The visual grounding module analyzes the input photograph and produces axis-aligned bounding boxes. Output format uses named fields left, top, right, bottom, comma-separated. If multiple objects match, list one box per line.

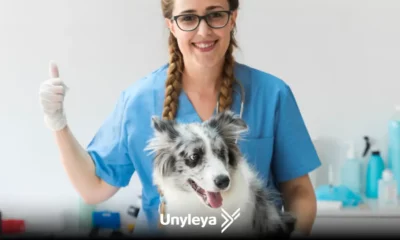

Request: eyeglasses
left=171, top=10, right=232, bottom=32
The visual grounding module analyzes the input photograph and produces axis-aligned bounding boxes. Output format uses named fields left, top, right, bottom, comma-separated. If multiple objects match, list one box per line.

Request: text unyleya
left=160, top=208, right=240, bottom=233
left=160, top=214, right=216, bottom=228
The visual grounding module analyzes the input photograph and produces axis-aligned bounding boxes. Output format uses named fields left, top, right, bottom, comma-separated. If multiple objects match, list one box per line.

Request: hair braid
left=218, top=34, right=237, bottom=113
left=162, top=33, right=184, bottom=120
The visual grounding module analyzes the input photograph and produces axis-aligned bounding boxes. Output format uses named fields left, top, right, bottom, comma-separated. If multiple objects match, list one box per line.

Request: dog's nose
left=214, top=175, right=230, bottom=190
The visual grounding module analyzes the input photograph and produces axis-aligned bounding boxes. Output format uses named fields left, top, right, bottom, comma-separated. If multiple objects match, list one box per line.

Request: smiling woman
left=160, top=0, right=240, bottom=122
left=39, top=0, right=321, bottom=237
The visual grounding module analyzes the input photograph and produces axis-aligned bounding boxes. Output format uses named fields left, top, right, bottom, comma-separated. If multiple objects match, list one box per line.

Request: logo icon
left=221, top=208, right=240, bottom=233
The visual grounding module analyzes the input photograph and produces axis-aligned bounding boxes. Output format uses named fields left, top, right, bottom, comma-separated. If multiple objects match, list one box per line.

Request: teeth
left=194, top=42, right=215, bottom=49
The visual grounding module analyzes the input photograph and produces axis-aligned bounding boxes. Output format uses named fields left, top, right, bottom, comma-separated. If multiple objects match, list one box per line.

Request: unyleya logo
left=221, top=208, right=240, bottom=233
left=160, top=208, right=241, bottom=233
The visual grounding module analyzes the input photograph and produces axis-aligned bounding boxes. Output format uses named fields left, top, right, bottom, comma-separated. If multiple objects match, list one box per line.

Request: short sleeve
left=86, top=91, right=135, bottom=187
left=271, top=85, right=321, bottom=183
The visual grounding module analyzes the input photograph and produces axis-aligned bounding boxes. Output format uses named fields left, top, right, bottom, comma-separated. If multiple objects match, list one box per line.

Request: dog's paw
left=266, top=212, right=297, bottom=238
left=280, top=212, right=297, bottom=237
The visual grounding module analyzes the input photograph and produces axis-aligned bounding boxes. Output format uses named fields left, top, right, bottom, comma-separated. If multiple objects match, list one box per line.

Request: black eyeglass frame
left=171, top=10, right=233, bottom=32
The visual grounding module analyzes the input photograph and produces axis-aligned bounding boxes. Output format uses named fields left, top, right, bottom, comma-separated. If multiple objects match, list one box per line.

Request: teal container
left=388, top=120, right=400, bottom=168
left=388, top=118, right=400, bottom=195
left=78, top=198, right=96, bottom=231
left=365, top=151, right=385, bottom=198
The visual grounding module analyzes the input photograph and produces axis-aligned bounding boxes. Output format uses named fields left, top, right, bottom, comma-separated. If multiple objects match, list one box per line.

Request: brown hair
left=161, top=0, right=240, bottom=120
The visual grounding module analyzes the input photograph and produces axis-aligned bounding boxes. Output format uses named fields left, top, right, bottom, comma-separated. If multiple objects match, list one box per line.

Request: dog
left=145, top=110, right=296, bottom=238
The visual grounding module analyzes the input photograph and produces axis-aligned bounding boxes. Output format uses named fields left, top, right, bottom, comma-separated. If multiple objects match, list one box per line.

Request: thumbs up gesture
left=39, top=61, right=69, bottom=131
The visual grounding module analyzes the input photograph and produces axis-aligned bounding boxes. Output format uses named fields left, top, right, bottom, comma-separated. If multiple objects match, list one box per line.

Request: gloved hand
left=39, top=61, right=69, bottom=131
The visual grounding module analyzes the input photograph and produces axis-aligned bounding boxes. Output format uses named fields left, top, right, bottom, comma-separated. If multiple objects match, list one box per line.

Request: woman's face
left=167, top=0, right=237, bottom=70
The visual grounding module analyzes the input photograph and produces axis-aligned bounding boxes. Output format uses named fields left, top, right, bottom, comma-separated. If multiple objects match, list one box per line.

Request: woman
left=39, top=0, right=321, bottom=236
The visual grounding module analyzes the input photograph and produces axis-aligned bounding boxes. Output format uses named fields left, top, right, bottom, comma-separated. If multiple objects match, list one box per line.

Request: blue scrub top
left=86, top=62, right=321, bottom=234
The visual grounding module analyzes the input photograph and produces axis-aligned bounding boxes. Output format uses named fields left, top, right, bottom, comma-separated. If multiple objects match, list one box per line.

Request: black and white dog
left=145, top=110, right=296, bottom=237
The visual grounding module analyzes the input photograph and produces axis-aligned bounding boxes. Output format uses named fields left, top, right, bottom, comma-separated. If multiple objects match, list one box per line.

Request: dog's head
left=145, top=110, right=248, bottom=209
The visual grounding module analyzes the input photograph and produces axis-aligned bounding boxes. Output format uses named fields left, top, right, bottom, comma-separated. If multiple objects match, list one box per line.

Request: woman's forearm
left=280, top=175, right=317, bottom=235
left=284, top=185, right=317, bottom=235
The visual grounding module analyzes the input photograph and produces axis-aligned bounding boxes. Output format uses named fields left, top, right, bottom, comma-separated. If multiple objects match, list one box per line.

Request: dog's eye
left=190, top=154, right=199, bottom=161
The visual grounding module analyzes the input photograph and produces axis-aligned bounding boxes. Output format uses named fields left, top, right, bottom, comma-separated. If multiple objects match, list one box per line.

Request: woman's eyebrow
left=179, top=5, right=224, bottom=15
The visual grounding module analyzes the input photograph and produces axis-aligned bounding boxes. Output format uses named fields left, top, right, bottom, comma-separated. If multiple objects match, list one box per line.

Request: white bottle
left=340, top=141, right=362, bottom=194
left=378, top=169, right=398, bottom=208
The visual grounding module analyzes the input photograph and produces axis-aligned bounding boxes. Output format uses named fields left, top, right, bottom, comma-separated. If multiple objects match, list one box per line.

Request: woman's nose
left=196, top=18, right=212, bottom=36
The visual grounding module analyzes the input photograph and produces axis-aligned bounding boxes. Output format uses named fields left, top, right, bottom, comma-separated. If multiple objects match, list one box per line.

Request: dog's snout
left=214, top=175, right=230, bottom=190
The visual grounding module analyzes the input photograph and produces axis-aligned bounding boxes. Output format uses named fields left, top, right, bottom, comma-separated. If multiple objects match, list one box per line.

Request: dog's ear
left=145, top=116, right=180, bottom=155
left=150, top=116, right=179, bottom=141
left=151, top=116, right=179, bottom=140
left=205, top=110, right=248, bottom=143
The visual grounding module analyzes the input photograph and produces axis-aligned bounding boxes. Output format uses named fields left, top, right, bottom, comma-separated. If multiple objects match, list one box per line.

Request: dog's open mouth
left=188, top=179, right=223, bottom=208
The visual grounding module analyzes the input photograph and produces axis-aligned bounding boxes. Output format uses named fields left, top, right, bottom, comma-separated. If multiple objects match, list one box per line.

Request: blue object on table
left=315, top=184, right=364, bottom=207
left=366, top=150, right=385, bottom=198
left=92, top=211, right=121, bottom=230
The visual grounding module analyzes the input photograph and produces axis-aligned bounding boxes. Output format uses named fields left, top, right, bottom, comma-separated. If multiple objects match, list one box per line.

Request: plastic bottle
left=328, top=163, right=334, bottom=189
left=387, top=105, right=400, bottom=194
left=378, top=169, right=398, bottom=208
left=365, top=150, right=385, bottom=198
left=360, top=136, right=371, bottom=194
left=78, top=197, right=96, bottom=232
left=340, top=141, right=362, bottom=194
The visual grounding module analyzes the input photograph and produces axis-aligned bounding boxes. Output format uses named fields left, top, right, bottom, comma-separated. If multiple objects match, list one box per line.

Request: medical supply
left=365, top=150, right=385, bottom=198
left=1, top=219, right=25, bottom=234
left=362, top=136, right=371, bottom=158
left=78, top=197, right=96, bottom=231
left=328, top=163, right=334, bottom=189
left=315, top=185, right=363, bottom=208
left=340, top=140, right=362, bottom=194
left=216, top=77, right=245, bottom=144
left=216, top=78, right=245, bottom=119
left=39, top=61, right=69, bottom=131
left=315, top=162, right=363, bottom=208
left=388, top=105, right=400, bottom=194
left=360, top=136, right=372, bottom=194
left=127, top=205, right=140, bottom=218
left=127, top=223, right=135, bottom=233
left=378, top=169, right=398, bottom=208
left=92, top=211, right=121, bottom=230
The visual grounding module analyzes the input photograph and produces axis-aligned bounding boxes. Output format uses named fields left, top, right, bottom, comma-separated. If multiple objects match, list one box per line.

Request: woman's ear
left=230, top=10, right=238, bottom=30
left=165, top=18, right=176, bottom=37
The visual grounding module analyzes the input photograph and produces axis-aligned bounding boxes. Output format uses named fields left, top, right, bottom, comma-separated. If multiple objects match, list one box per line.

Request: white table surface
left=316, top=196, right=400, bottom=217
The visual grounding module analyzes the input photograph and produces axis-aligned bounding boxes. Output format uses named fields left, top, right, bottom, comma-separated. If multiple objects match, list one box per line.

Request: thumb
left=49, top=60, right=59, bottom=78
left=48, top=60, right=69, bottom=91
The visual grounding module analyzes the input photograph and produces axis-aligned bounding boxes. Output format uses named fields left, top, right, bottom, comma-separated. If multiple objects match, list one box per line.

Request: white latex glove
left=39, top=61, right=69, bottom=131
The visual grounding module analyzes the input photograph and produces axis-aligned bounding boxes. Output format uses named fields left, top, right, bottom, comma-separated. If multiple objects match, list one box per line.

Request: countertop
left=316, top=196, right=400, bottom=217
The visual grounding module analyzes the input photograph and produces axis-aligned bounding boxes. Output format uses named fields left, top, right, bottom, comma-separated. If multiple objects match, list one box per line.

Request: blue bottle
left=388, top=105, right=400, bottom=194
left=365, top=150, right=385, bottom=198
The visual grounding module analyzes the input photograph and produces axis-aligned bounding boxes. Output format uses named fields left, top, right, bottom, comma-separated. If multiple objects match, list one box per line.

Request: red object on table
left=1, top=219, right=25, bottom=234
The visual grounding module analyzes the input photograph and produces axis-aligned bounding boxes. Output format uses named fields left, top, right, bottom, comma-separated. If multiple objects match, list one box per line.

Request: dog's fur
left=145, top=111, right=296, bottom=238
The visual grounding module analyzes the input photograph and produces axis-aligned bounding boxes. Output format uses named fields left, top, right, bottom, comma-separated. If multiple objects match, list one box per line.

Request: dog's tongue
left=206, top=191, right=223, bottom=208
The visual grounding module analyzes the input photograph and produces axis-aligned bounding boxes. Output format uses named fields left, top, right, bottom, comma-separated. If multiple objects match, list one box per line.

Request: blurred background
left=1, top=0, right=400, bottom=236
